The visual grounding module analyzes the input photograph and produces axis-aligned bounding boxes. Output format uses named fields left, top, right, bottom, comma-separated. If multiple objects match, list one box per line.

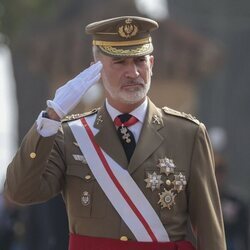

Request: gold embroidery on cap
left=93, top=37, right=151, bottom=47
left=118, top=18, right=138, bottom=39
left=99, top=43, right=152, bottom=57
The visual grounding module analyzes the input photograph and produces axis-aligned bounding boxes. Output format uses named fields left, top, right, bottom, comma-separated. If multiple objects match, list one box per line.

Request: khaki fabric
left=85, top=16, right=158, bottom=57
left=4, top=100, right=226, bottom=250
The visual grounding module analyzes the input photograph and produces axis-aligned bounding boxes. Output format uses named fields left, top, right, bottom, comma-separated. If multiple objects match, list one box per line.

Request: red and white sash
left=68, top=115, right=169, bottom=242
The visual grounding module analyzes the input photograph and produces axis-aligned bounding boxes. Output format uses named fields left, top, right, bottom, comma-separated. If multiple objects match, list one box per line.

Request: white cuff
left=46, top=100, right=66, bottom=118
left=36, top=111, right=61, bottom=137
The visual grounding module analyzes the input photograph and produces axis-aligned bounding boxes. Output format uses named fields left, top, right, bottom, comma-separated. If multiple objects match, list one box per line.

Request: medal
left=120, top=126, right=131, bottom=143
left=158, top=189, right=176, bottom=210
left=157, top=157, right=176, bottom=176
left=173, top=173, right=187, bottom=193
left=144, top=172, right=163, bottom=191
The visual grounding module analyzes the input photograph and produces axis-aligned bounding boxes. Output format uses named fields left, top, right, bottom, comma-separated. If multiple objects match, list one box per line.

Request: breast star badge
left=157, top=157, right=176, bottom=176
left=173, top=173, right=187, bottom=193
left=144, top=172, right=163, bottom=191
left=158, top=189, right=176, bottom=210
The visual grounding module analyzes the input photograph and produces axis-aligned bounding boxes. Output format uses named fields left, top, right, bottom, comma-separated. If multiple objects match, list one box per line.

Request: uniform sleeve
left=188, top=123, right=227, bottom=250
left=4, top=123, right=66, bottom=205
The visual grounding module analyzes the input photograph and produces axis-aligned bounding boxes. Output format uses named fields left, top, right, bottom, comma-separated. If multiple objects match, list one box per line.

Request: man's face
left=99, top=53, right=154, bottom=107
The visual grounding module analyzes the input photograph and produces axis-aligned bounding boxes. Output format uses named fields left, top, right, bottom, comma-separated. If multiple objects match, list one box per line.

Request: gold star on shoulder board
left=173, top=172, right=187, bottom=193
left=144, top=172, right=163, bottom=191
left=158, top=189, right=176, bottom=210
left=157, top=157, right=176, bottom=176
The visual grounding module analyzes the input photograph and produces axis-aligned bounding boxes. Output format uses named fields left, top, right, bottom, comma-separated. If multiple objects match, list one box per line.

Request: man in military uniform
left=4, top=16, right=226, bottom=250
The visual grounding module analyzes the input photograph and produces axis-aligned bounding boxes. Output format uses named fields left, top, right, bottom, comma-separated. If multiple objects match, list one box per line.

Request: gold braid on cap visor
left=92, top=37, right=152, bottom=47
left=98, top=43, right=153, bottom=57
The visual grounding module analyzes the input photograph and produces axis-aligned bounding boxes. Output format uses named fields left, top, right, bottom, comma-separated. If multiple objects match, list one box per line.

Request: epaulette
left=61, top=108, right=99, bottom=123
left=162, top=107, right=200, bottom=125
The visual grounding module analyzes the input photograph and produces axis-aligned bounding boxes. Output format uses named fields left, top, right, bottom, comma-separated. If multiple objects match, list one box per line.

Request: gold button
left=166, top=180, right=171, bottom=186
left=30, top=152, right=36, bottom=159
left=120, top=236, right=128, bottom=241
left=85, top=175, right=91, bottom=180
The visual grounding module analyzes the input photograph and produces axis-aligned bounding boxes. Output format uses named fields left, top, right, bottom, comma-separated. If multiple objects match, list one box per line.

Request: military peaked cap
left=85, top=16, right=159, bottom=57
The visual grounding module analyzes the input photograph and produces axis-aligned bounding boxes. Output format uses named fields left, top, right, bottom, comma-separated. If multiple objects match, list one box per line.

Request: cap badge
left=158, top=189, right=176, bottom=210
left=144, top=172, right=163, bottom=191
left=118, top=18, right=138, bottom=39
left=157, top=157, right=176, bottom=176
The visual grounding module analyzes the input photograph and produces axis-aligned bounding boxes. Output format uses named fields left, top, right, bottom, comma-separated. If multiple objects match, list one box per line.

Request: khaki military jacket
left=4, top=100, right=226, bottom=250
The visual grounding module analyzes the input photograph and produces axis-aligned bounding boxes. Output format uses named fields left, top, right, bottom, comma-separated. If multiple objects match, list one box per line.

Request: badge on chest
left=144, top=157, right=187, bottom=210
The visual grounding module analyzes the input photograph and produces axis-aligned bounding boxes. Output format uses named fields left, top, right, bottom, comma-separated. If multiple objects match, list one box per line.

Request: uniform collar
left=105, top=98, right=148, bottom=124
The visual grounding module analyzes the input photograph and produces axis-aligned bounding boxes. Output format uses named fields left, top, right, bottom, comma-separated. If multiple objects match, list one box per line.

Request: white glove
left=47, top=61, right=102, bottom=118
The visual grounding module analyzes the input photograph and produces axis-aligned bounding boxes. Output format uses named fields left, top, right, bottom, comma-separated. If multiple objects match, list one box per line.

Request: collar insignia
left=96, top=115, right=103, bottom=125
left=152, top=114, right=161, bottom=125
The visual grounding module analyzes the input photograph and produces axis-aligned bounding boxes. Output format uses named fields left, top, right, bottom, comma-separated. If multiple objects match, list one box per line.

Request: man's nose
left=125, top=63, right=140, bottom=78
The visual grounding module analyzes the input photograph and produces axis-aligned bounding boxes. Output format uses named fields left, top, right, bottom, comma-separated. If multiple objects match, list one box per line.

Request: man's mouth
left=122, top=81, right=144, bottom=88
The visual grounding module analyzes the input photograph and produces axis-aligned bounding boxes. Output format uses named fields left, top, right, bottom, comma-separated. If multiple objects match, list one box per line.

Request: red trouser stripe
left=80, top=117, right=157, bottom=241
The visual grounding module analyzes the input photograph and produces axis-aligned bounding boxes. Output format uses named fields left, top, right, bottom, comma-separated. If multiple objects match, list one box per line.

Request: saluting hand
left=46, top=61, right=103, bottom=118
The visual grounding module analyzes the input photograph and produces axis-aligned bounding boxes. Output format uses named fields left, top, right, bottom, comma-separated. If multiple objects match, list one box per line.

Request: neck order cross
left=114, top=113, right=138, bottom=162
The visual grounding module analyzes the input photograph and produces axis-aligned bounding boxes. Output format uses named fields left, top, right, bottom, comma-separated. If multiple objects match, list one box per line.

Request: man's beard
left=104, top=78, right=151, bottom=104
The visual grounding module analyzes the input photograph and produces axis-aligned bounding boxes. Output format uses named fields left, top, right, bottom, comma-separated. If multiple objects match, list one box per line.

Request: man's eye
left=114, top=60, right=124, bottom=64
left=137, top=57, right=146, bottom=62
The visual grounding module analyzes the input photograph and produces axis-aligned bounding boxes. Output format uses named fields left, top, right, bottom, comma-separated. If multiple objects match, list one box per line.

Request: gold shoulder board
left=61, top=108, right=99, bottom=123
left=162, top=107, right=200, bottom=125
